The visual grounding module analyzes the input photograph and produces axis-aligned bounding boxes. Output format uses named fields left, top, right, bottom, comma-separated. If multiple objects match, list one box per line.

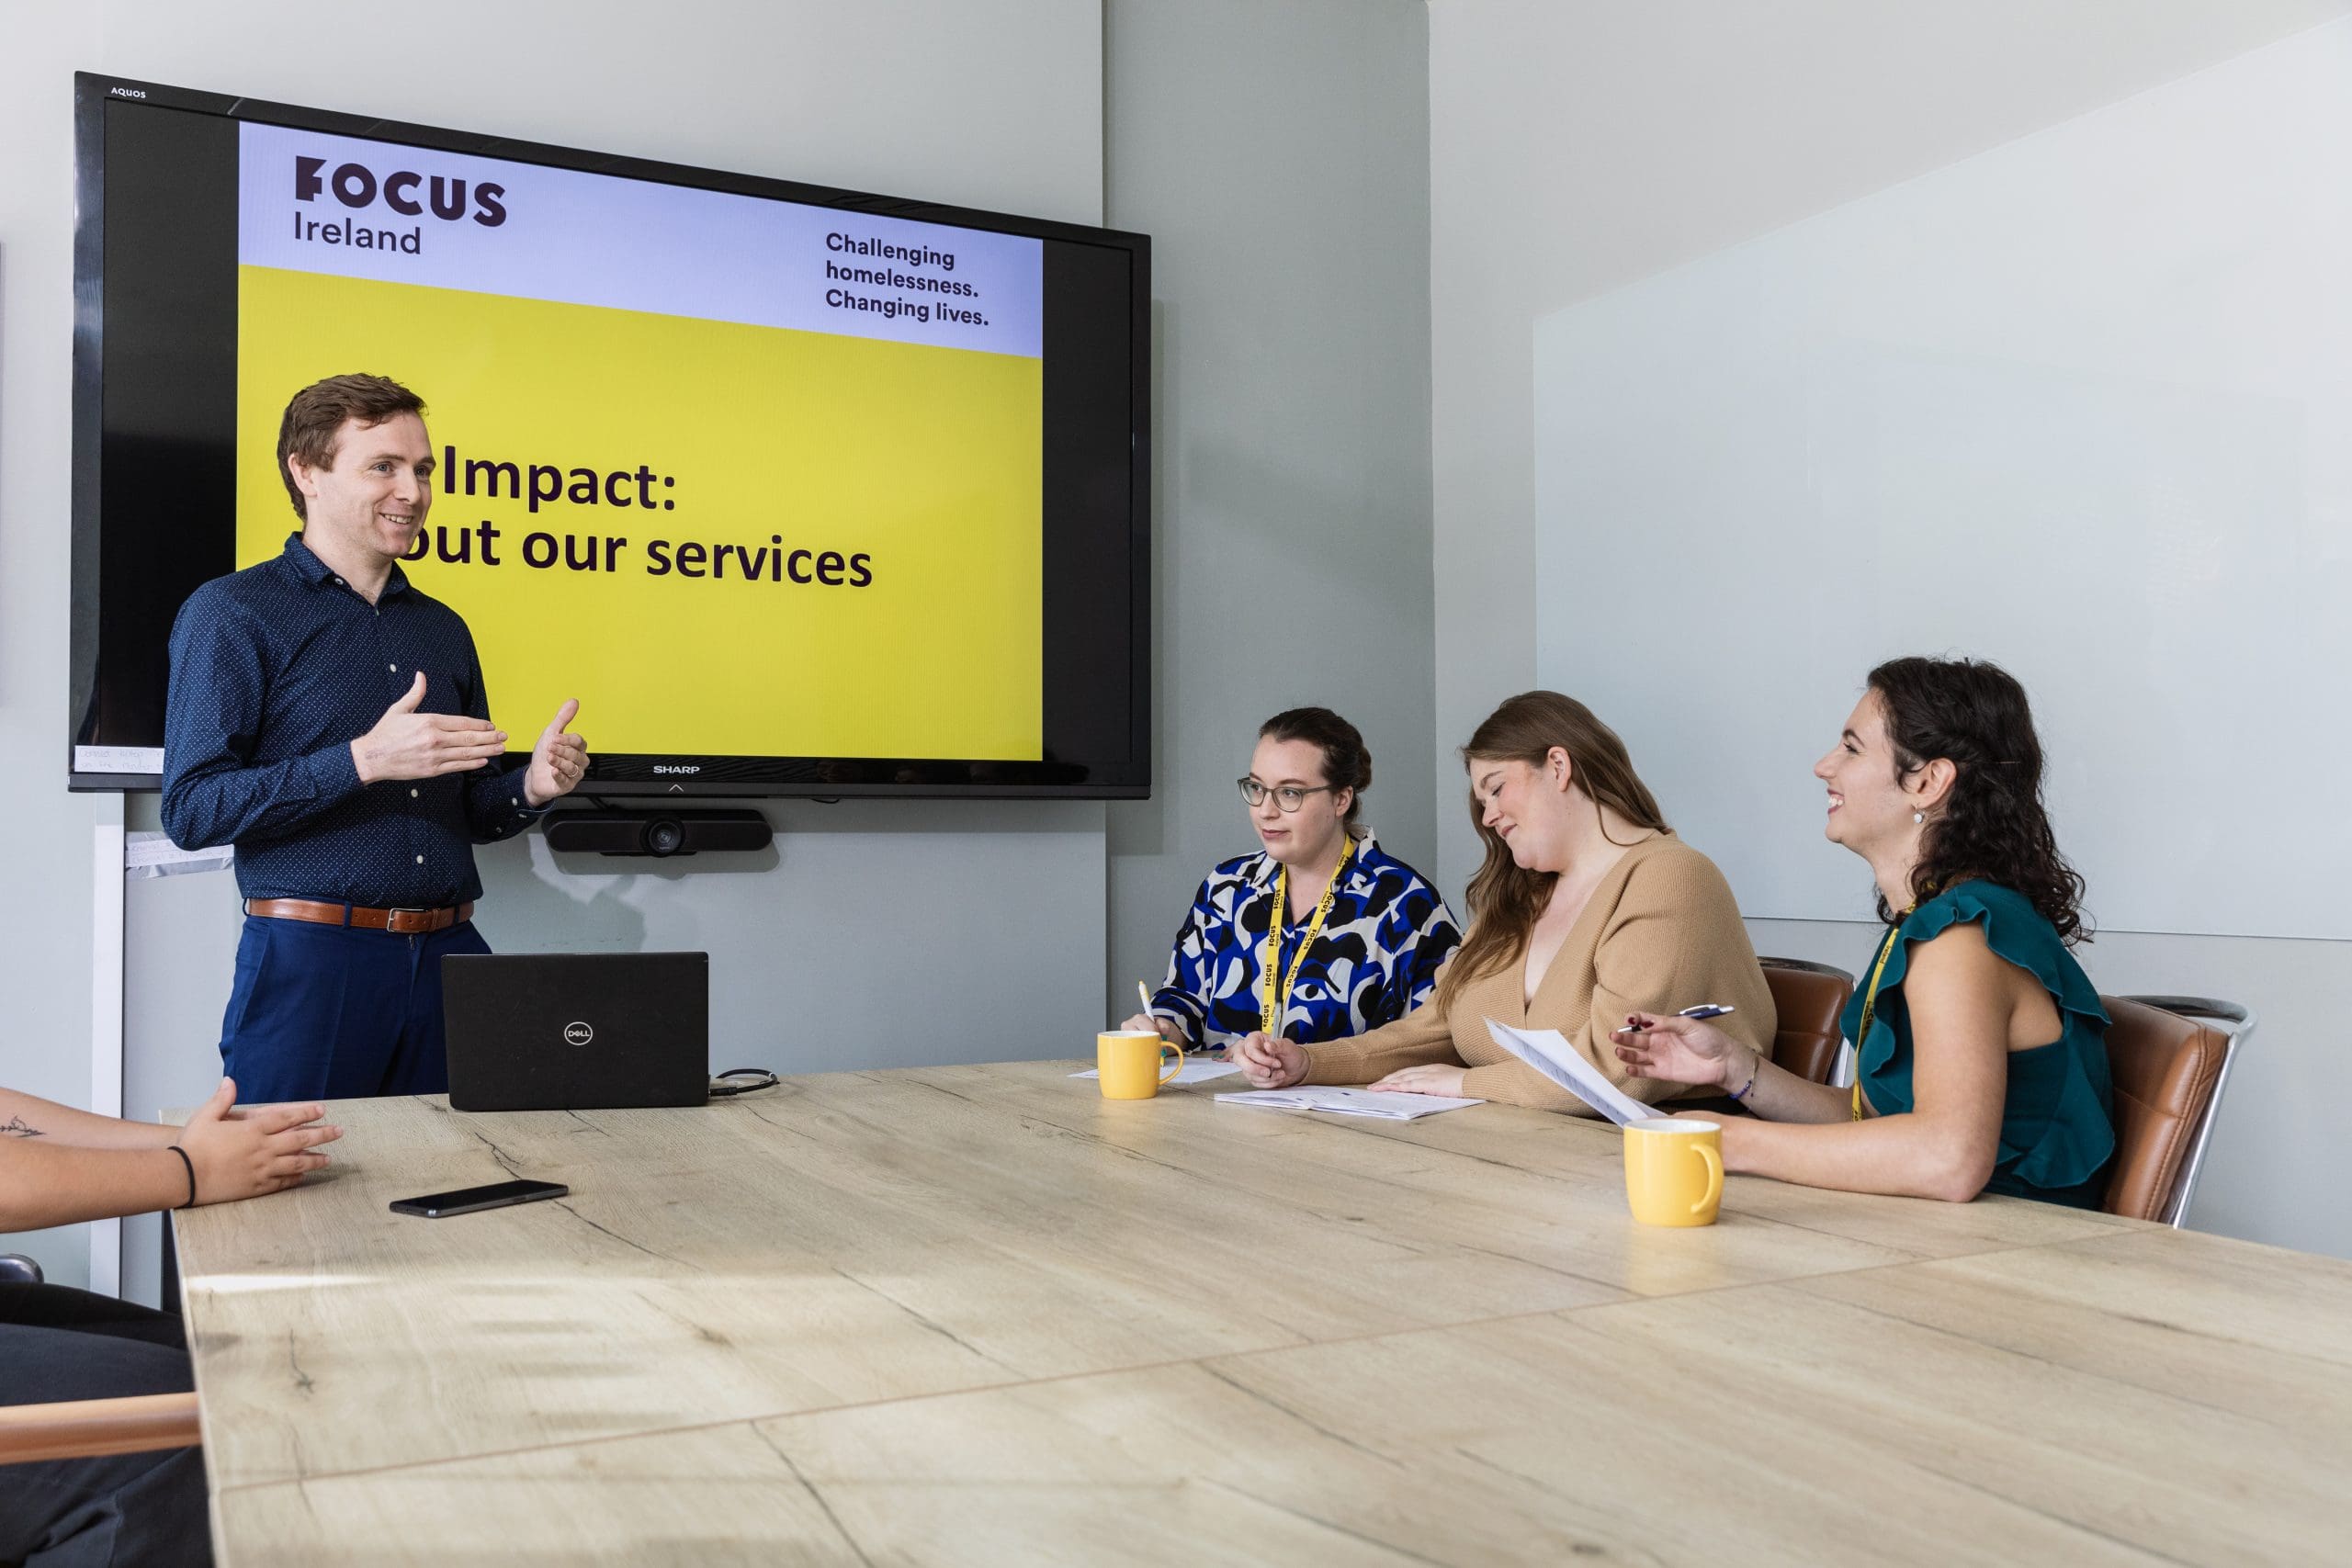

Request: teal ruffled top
left=1841, top=881, right=2115, bottom=1208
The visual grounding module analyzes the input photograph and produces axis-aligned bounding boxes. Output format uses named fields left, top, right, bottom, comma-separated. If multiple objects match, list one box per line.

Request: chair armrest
left=0, top=1392, right=201, bottom=1465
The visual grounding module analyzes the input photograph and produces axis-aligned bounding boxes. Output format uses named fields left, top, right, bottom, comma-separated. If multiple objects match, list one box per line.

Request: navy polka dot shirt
left=162, top=534, right=541, bottom=907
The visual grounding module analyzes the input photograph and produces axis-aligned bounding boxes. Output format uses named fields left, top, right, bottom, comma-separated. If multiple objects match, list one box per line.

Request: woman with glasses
left=1231, top=691, right=1774, bottom=1111
left=1120, top=707, right=1461, bottom=1055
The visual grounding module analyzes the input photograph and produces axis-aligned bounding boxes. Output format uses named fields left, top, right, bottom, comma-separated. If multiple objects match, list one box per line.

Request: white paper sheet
left=1484, top=1020, right=1659, bottom=1127
left=123, top=831, right=234, bottom=880
left=1214, top=1087, right=1484, bottom=1121
left=1071, top=1060, right=1242, bottom=1086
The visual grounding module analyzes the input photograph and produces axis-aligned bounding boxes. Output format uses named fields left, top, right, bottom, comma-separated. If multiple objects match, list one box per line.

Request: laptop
left=442, top=953, right=710, bottom=1112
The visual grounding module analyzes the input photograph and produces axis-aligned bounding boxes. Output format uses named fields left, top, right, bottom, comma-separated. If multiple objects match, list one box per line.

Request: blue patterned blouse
left=1149, top=834, right=1462, bottom=1054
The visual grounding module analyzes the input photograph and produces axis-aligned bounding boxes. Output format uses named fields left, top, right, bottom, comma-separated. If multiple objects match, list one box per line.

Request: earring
left=1912, top=811, right=1925, bottom=824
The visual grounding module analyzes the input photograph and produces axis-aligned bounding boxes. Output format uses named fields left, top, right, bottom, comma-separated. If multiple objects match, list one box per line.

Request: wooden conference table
left=172, top=1059, right=2352, bottom=1564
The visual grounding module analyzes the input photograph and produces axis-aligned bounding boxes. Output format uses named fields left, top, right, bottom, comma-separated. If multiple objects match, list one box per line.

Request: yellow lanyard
left=1261, top=837, right=1355, bottom=1038
left=1849, top=908, right=1914, bottom=1121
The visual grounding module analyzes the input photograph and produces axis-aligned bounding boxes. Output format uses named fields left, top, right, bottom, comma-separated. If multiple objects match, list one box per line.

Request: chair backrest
left=1758, top=957, right=1857, bottom=1086
left=2099, top=995, right=2252, bottom=1225
left=0, top=1254, right=44, bottom=1287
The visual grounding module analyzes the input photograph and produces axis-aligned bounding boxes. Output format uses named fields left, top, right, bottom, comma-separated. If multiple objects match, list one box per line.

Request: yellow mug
left=1097, top=1030, right=1184, bottom=1100
left=1623, top=1117, right=1724, bottom=1226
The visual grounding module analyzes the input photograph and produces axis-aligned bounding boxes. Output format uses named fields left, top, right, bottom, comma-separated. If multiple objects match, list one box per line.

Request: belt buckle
left=385, top=906, right=432, bottom=934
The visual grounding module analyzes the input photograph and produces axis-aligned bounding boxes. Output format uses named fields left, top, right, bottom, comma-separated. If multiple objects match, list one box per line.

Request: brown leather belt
left=244, top=897, right=474, bottom=935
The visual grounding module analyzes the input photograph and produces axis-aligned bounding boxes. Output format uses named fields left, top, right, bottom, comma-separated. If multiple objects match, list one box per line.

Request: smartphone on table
left=390, top=1179, right=569, bottom=1218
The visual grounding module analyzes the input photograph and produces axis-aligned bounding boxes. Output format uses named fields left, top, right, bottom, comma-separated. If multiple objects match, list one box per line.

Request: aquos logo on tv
left=289, top=152, right=507, bottom=255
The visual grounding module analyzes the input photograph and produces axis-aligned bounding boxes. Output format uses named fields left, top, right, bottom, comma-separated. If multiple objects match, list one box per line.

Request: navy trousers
left=218, top=913, right=492, bottom=1102
left=0, top=1284, right=210, bottom=1568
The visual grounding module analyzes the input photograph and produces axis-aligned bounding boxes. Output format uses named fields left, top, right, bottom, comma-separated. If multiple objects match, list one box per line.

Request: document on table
left=1215, top=1087, right=1483, bottom=1121
left=1072, top=1060, right=1243, bottom=1086
left=1484, top=1020, right=1659, bottom=1127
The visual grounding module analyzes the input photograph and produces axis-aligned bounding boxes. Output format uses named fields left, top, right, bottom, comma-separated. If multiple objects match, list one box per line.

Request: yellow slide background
left=235, top=265, right=1043, bottom=760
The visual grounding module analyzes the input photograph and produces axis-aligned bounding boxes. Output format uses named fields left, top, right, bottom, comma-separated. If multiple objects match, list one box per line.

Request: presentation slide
left=232, top=124, right=1046, bottom=761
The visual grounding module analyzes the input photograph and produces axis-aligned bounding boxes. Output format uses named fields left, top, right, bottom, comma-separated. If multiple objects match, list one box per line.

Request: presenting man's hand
left=524, top=699, right=588, bottom=807
left=352, top=672, right=507, bottom=784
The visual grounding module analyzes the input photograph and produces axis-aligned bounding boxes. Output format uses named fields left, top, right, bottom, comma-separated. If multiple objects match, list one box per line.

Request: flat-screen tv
left=69, top=73, right=1149, bottom=798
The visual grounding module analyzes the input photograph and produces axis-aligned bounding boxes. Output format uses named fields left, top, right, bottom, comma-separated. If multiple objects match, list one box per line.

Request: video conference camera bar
left=541, top=807, right=774, bottom=859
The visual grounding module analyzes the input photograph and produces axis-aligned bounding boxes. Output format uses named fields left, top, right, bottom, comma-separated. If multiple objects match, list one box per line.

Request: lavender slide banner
left=236, top=123, right=1043, bottom=358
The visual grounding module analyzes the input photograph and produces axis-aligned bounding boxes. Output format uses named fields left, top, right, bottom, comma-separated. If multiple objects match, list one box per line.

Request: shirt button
left=388, top=663, right=398, bottom=671
left=410, top=788, right=419, bottom=798
left=415, top=855, right=424, bottom=864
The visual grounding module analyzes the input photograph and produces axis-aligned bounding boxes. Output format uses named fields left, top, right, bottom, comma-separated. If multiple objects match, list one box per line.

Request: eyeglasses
left=1238, top=778, right=1336, bottom=813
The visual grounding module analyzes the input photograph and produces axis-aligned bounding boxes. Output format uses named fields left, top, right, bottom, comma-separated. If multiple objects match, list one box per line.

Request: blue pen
left=1677, top=1004, right=1736, bottom=1021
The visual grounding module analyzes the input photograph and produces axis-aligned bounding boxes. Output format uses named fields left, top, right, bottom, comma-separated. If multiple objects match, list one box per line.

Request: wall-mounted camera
left=541, top=807, right=773, bottom=859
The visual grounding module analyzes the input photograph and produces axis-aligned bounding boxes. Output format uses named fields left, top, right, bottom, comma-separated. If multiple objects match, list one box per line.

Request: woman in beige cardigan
left=1231, top=691, right=1774, bottom=1111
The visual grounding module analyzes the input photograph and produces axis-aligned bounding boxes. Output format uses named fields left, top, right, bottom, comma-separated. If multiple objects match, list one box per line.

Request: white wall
left=1430, top=0, right=2352, bottom=1258
left=1, top=0, right=1107, bottom=1290
left=1533, top=17, right=2352, bottom=941
left=1102, top=1, right=1440, bottom=1012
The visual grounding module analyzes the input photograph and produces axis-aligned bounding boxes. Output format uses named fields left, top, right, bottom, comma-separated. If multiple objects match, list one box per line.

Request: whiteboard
left=1533, top=19, right=2352, bottom=939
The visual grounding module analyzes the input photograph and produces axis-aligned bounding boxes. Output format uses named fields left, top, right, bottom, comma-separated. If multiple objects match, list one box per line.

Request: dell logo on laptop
left=562, top=1021, right=594, bottom=1046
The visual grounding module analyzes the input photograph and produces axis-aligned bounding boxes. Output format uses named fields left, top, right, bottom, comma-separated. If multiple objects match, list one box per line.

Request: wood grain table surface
left=172, top=1058, right=2352, bottom=1564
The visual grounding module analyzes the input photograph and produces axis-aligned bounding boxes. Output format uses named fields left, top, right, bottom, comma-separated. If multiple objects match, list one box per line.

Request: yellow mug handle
left=1691, top=1142, right=1724, bottom=1217
left=1158, top=1043, right=1185, bottom=1087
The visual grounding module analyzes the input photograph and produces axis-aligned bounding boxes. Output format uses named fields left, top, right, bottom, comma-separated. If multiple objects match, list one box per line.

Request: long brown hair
left=1434, top=691, right=1671, bottom=1012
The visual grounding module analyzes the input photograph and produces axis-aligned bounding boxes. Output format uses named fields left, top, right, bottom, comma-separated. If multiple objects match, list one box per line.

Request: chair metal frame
left=2117, top=994, right=2256, bottom=1228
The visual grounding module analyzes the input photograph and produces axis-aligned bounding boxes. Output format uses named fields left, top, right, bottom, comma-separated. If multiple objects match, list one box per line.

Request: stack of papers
left=1484, top=1020, right=1660, bottom=1126
left=1215, top=1087, right=1484, bottom=1121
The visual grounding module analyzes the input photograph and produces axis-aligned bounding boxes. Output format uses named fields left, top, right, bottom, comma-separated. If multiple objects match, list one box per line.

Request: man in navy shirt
left=163, top=373, right=588, bottom=1101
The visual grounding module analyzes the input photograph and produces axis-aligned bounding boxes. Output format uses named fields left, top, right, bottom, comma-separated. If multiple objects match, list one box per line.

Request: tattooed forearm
left=1, top=1115, right=42, bottom=1138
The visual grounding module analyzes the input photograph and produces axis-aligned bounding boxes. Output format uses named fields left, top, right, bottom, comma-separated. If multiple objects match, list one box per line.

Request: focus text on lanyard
left=1261, top=837, right=1356, bottom=1039
left=1849, top=905, right=1916, bottom=1122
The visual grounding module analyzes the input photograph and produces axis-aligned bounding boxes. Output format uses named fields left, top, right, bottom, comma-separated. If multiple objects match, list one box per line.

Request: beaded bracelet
left=1727, top=1051, right=1760, bottom=1104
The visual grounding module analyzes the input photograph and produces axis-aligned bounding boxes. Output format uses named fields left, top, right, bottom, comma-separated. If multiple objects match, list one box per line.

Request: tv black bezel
left=68, top=73, right=1151, bottom=801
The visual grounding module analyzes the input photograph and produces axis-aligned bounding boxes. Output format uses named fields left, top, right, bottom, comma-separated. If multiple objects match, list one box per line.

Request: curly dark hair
left=1868, top=656, right=2090, bottom=945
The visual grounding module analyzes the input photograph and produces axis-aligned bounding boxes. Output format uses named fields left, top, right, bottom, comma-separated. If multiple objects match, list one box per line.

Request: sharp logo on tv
left=651, top=764, right=701, bottom=774
left=289, top=154, right=506, bottom=254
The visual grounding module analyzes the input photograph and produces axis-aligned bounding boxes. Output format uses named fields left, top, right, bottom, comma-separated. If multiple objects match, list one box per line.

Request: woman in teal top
left=1843, top=881, right=2114, bottom=1204
left=1611, top=657, right=2117, bottom=1207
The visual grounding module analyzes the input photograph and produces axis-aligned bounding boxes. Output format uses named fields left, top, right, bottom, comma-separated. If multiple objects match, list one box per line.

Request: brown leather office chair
left=2100, top=995, right=2253, bottom=1226
left=0, top=1254, right=203, bottom=1467
left=1758, top=957, right=1857, bottom=1086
